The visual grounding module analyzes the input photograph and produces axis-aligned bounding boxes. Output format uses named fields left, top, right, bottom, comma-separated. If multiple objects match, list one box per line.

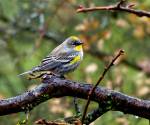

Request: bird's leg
left=44, top=72, right=65, bottom=79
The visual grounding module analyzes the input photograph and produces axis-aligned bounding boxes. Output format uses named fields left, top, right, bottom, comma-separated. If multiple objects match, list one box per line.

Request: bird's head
left=64, top=36, right=83, bottom=52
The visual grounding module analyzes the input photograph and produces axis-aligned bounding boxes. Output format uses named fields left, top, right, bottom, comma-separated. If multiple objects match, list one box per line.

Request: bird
left=19, top=36, right=84, bottom=79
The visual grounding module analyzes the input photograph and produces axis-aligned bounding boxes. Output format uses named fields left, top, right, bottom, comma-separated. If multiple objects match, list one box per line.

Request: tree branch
left=82, top=49, right=124, bottom=123
left=77, top=0, right=150, bottom=18
left=0, top=76, right=149, bottom=122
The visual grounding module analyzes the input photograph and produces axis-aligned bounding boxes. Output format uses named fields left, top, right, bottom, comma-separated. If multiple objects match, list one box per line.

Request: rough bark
left=0, top=76, right=149, bottom=120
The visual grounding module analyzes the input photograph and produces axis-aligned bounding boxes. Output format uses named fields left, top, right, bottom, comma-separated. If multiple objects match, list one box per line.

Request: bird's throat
left=75, top=45, right=83, bottom=51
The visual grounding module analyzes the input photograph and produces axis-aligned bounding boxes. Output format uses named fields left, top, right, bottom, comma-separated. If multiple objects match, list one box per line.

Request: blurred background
left=0, top=0, right=149, bottom=124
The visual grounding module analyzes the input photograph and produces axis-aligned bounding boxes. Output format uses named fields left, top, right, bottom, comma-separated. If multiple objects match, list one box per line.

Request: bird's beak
left=79, top=41, right=84, bottom=45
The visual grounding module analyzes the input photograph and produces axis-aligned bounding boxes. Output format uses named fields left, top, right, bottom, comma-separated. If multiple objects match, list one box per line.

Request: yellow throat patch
left=75, top=45, right=82, bottom=51
left=70, top=55, right=81, bottom=65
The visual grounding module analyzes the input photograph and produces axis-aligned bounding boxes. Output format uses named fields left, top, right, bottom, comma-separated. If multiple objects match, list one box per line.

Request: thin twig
left=74, top=97, right=81, bottom=117
left=81, top=49, right=124, bottom=124
left=77, top=0, right=150, bottom=17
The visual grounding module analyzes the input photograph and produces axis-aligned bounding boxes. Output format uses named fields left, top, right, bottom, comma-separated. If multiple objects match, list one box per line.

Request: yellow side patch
left=75, top=45, right=83, bottom=51
left=70, top=55, right=81, bottom=64
left=70, top=36, right=79, bottom=41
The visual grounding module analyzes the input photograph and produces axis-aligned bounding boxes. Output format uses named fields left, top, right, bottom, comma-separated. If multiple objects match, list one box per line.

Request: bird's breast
left=70, top=55, right=81, bottom=65
left=70, top=51, right=83, bottom=65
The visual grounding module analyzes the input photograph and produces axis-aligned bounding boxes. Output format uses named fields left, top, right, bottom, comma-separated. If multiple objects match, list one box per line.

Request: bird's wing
left=37, top=51, right=76, bottom=71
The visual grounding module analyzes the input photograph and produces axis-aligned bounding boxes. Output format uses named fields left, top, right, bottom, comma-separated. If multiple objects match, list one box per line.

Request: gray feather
left=38, top=51, right=76, bottom=71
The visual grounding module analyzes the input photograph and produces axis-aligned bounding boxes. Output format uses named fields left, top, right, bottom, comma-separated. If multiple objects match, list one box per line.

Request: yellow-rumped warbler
left=19, top=36, right=83, bottom=78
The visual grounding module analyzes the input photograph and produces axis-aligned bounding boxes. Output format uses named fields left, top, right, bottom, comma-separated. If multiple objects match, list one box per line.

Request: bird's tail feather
left=18, top=70, right=33, bottom=76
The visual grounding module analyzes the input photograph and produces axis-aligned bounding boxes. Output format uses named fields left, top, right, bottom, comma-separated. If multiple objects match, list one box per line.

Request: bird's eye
left=72, top=40, right=80, bottom=46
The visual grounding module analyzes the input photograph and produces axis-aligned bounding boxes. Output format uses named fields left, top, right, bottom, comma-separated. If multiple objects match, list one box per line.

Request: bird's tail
left=18, top=70, right=33, bottom=77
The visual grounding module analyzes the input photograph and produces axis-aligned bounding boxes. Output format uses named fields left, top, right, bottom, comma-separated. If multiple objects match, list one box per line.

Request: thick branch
left=77, top=0, right=150, bottom=17
left=0, top=76, right=149, bottom=121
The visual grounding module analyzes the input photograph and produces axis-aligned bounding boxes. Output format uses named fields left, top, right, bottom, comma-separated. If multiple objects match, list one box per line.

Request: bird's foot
left=42, top=72, right=65, bottom=79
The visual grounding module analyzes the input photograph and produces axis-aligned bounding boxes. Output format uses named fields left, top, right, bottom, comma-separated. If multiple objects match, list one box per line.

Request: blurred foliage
left=0, top=0, right=149, bottom=125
